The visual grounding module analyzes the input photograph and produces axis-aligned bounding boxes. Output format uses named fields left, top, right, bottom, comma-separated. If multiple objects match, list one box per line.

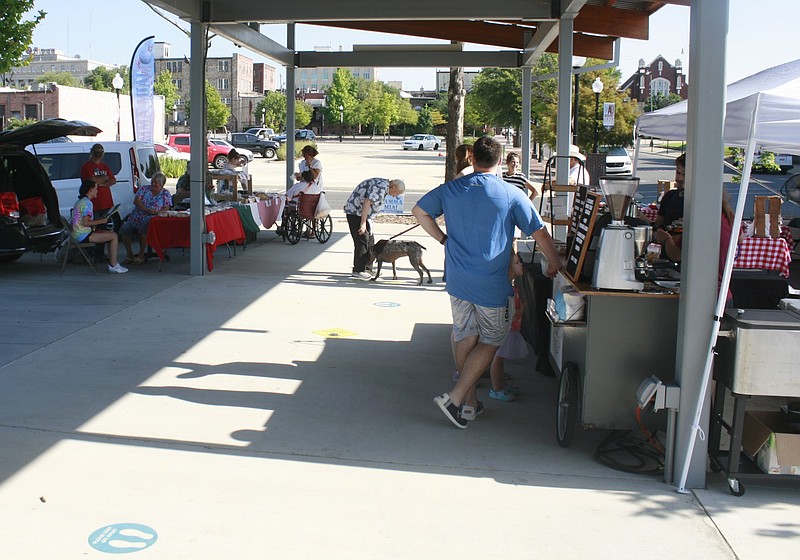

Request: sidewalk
left=0, top=221, right=798, bottom=558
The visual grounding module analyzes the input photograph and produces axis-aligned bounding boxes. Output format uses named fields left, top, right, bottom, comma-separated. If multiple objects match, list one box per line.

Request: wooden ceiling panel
left=311, top=20, right=615, bottom=59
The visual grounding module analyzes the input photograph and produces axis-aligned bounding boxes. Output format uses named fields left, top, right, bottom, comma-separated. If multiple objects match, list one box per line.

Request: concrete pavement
left=1, top=216, right=799, bottom=558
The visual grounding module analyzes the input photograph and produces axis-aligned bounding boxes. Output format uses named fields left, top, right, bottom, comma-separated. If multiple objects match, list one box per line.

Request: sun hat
left=568, top=145, right=585, bottom=161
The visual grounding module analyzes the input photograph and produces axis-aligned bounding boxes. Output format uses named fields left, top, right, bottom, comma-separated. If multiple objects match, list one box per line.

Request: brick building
left=154, top=42, right=277, bottom=132
left=620, top=55, right=688, bottom=110
left=0, top=83, right=165, bottom=142
left=4, top=47, right=117, bottom=90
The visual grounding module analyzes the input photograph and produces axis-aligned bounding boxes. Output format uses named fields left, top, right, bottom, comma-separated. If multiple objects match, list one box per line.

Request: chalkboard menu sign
left=565, top=187, right=602, bottom=282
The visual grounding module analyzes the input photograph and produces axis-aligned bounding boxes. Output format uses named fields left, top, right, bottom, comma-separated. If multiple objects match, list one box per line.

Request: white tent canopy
left=636, top=58, right=800, bottom=155
left=634, top=58, right=800, bottom=493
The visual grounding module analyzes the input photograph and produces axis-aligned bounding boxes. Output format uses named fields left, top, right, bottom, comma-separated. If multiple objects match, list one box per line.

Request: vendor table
left=146, top=208, right=245, bottom=271
left=733, top=236, right=791, bottom=277
left=549, top=274, right=680, bottom=447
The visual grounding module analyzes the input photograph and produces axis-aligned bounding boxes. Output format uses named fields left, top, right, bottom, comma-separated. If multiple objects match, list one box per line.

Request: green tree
left=255, top=91, right=286, bottom=130
left=537, top=60, right=639, bottom=152
left=6, top=117, right=37, bottom=130
left=325, top=69, right=358, bottom=133
left=254, top=91, right=312, bottom=132
left=185, top=80, right=230, bottom=131
left=645, top=92, right=682, bottom=112
left=294, top=100, right=313, bottom=129
left=84, top=66, right=130, bottom=93
left=154, top=70, right=179, bottom=118
left=416, top=106, right=434, bottom=134
left=0, top=1, right=45, bottom=85
left=467, top=54, right=558, bottom=144
left=37, top=71, right=81, bottom=87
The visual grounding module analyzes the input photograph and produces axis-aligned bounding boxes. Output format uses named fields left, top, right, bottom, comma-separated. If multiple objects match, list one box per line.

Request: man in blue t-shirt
left=413, top=135, right=563, bottom=429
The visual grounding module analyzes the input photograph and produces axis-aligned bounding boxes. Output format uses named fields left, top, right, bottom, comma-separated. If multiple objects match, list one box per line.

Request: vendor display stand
left=544, top=179, right=680, bottom=448
left=548, top=275, right=679, bottom=447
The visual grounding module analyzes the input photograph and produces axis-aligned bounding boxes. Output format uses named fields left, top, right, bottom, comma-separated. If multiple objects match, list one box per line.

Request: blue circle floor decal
left=88, top=523, right=158, bottom=554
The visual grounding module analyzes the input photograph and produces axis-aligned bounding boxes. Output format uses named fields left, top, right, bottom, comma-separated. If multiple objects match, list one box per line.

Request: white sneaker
left=351, top=271, right=371, bottom=280
left=108, top=263, right=129, bottom=274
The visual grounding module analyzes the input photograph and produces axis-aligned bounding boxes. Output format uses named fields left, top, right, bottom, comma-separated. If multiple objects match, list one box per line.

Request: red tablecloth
left=146, top=208, right=245, bottom=271
left=733, top=237, right=791, bottom=277
left=740, top=222, right=793, bottom=245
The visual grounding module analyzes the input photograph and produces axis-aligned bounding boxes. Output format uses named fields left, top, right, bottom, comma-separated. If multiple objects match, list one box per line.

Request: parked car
left=30, top=140, right=160, bottom=223
left=245, top=127, right=276, bottom=140
left=209, top=138, right=254, bottom=162
left=230, top=132, right=279, bottom=158
left=403, top=134, right=440, bottom=151
left=167, top=134, right=232, bottom=169
left=0, top=119, right=100, bottom=263
left=598, top=146, right=633, bottom=176
left=274, top=129, right=316, bottom=143
left=154, top=142, right=190, bottom=161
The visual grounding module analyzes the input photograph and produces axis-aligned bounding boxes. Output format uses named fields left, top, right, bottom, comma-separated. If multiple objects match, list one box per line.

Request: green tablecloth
left=234, top=204, right=261, bottom=234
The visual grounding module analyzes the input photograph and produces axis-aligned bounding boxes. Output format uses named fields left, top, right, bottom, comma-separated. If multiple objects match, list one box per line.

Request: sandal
left=132, top=256, right=145, bottom=265
left=121, top=257, right=134, bottom=265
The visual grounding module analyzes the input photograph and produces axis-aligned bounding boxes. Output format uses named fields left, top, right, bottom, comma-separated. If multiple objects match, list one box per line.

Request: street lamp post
left=261, top=108, right=266, bottom=127
left=112, top=72, right=124, bottom=141
left=339, top=104, right=344, bottom=143
left=172, top=102, right=178, bottom=135
left=592, top=77, right=604, bottom=154
left=571, top=57, right=585, bottom=148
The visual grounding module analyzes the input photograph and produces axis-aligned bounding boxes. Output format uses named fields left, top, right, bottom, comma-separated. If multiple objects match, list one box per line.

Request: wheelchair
left=281, top=192, right=333, bottom=245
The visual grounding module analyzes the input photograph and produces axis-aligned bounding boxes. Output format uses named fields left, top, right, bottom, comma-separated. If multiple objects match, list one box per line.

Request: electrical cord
left=594, top=399, right=666, bottom=475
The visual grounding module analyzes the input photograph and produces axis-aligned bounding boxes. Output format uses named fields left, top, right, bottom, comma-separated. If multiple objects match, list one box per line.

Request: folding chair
left=59, top=216, right=98, bottom=275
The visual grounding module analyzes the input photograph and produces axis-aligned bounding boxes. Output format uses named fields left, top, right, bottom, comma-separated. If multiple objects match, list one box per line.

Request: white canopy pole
left=675, top=98, right=760, bottom=493
left=632, top=126, right=641, bottom=175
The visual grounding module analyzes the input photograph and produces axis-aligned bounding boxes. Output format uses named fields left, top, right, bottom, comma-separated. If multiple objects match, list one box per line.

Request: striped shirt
left=503, top=171, right=529, bottom=191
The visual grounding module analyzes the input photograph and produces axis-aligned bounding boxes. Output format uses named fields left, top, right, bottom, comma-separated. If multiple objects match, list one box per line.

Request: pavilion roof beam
left=210, top=23, right=294, bottom=65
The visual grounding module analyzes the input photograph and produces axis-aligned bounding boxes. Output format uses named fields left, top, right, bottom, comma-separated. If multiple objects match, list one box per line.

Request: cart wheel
left=556, top=362, right=580, bottom=448
left=314, top=215, right=333, bottom=244
left=286, top=214, right=302, bottom=245
left=727, top=477, right=745, bottom=497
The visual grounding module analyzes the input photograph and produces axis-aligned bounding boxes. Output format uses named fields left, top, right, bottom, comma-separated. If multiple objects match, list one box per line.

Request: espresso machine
left=592, top=177, right=644, bottom=291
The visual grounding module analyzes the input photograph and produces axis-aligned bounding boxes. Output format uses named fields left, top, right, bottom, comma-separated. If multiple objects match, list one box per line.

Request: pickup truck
left=167, top=134, right=231, bottom=168
left=230, top=132, right=279, bottom=159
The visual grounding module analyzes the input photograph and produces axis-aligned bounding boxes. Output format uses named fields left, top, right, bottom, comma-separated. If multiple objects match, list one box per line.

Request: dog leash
left=388, top=223, right=420, bottom=240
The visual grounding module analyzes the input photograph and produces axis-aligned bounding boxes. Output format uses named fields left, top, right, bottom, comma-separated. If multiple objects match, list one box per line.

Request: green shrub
left=276, top=140, right=317, bottom=161
left=159, top=157, right=188, bottom=178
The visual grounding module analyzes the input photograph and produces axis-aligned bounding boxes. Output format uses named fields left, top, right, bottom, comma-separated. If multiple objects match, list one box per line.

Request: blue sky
left=27, top=0, right=797, bottom=90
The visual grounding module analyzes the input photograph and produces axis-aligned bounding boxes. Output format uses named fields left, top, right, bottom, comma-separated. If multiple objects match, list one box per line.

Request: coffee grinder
left=592, top=176, right=644, bottom=291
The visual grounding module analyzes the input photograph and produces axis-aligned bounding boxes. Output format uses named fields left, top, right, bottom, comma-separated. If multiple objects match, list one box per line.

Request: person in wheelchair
left=279, top=170, right=320, bottom=237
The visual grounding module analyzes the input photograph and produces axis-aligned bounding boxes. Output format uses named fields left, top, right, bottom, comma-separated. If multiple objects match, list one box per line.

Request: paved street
left=235, top=139, right=798, bottom=218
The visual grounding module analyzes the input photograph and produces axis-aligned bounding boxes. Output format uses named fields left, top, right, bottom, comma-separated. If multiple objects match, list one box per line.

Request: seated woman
left=285, top=169, right=321, bottom=204
left=119, top=171, right=172, bottom=264
left=71, top=180, right=128, bottom=274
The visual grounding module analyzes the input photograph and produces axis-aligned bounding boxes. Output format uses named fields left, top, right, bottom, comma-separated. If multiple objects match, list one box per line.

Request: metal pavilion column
left=189, top=19, right=207, bottom=276
left=673, top=0, right=730, bottom=489
left=521, top=67, right=532, bottom=179
left=553, top=17, right=575, bottom=241
left=285, top=24, right=296, bottom=190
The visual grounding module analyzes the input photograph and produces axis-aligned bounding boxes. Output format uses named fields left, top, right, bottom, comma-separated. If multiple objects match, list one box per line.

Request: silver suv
left=0, top=119, right=100, bottom=263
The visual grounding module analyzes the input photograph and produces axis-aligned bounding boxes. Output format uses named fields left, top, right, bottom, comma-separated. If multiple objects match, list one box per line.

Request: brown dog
left=368, top=240, right=433, bottom=286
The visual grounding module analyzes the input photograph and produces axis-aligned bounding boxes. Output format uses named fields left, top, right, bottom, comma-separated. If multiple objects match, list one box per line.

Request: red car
left=167, top=134, right=231, bottom=168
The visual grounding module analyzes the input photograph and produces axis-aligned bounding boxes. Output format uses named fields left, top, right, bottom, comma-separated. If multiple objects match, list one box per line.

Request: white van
left=27, top=141, right=160, bottom=221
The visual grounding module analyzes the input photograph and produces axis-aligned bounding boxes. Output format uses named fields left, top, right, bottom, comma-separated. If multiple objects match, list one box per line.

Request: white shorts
left=450, top=295, right=514, bottom=346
